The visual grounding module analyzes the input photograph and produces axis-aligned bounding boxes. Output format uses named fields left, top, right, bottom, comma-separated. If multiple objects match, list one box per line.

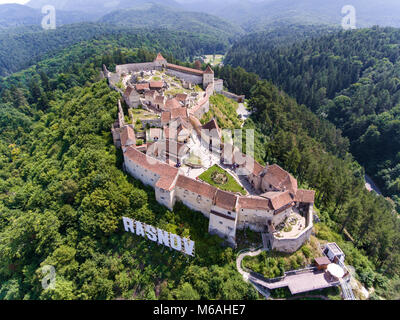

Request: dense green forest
left=213, top=64, right=400, bottom=299
left=99, top=4, right=244, bottom=40
left=225, top=26, right=400, bottom=209
left=0, top=42, right=258, bottom=300
left=0, top=22, right=231, bottom=77
left=1, top=27, right=400, bottom=299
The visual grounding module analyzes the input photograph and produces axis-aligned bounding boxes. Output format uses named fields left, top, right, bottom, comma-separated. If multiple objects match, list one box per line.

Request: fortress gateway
left=105, top=53, right=315, bottom=252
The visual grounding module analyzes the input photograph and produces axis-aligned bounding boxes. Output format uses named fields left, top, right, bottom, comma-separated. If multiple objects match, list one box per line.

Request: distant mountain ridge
left=179, top=0, right=400, bottom=31
left=99, top=4, right=244, bottom=41
left=0, top=3, right=96, bottom=28
left=26, top=0, right=182, bottom=16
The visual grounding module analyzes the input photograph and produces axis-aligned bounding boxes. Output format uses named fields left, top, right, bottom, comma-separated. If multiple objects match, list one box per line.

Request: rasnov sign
left=122, top=217, right=195, bottom=256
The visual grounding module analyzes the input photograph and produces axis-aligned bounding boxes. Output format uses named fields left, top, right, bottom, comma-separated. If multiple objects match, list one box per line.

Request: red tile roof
left=136, top=83, right=149, bottom=91
left=124, top=146, right=179, bottom=190
left=167, top=63, right=204, bottom=76
left=263, top=164, right=298, bottom=195
left=204, top=65, right=214, bottom=74
left=213, top=190, right=237, bottom=211
left=176, top=175, right=217, bottom=199
left=261, top=191, right=294, bottom=210
left=170, top=107, right=188, bottom=120
left=238, top=196, right=272, bottom=211
left=155, top=53, right=166, bottom=61
left=202, top=118, right=219, bottom=131
left=175, top=93, right=188, bottom=102
left=156, top=175, right=177, bottom=191
left=150, top=81, right=164, bottom=89
left=314, top=257, right=331, bottom=266
left=161, top=111, right=171, bottom=124
left=165, top=98, right=181, bottom=110
left=124, top=85, right=136, bottom=97
left=120, top=126, right=136, bottom=147
left=145, top=90, right=158, bottom=99
left=295, top=189, right=316, bottom=204
left=155, top=95, right=165, bottom=105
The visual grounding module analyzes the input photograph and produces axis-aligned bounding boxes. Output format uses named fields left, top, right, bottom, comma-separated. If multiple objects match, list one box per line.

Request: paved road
left=365, top=174, right=382, bottom=195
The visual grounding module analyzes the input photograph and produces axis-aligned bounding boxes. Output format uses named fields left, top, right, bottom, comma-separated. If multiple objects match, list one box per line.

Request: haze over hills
left=0, top=3, right=97, bottom=28
left=99, top=4, right=244, bottom=40
left=26, top=0, right=183, bottom=16
left=2, top=0, right=400, bottom=32
left=178, top=0, right=400, bottom=31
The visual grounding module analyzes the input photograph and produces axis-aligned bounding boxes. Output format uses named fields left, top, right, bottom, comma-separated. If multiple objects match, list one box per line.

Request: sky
left=0, top=0, right=29, bottom=4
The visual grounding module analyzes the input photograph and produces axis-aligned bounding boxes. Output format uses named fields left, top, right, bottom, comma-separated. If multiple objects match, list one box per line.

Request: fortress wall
left=124, top=157, right=160, bottom=189
left=221, top=91, right=245, bottom=103
left=156, top=187, right=176, bottom=211
left=270, top=206, right=314, bottom=253
left=141, top=118, right=162, bottom=128
left=175, top=186, right=212, bottom=218
left=166, top=69, right=203, bottom=84
left=238, top=207, right=273, bottom=225
left=209, top=213, right=237, bottom=246
left=214, top=79, right=224, bottom=93
left=116, top=62, right=158, bottom=75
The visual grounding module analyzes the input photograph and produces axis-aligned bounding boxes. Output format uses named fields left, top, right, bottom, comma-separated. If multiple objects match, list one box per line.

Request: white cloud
left=0, top=0, right=30, bottom=4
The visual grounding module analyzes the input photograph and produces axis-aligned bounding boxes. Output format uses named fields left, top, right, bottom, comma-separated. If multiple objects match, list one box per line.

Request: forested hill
left=1, top=37, right=400, bottom=299
left=225, top=26, right=400, bottom=209
left=0, top=42, right=259, bottom=300
left=180, top=0, right=400, bottom=32
left=99, top=4, right=244, bottom=41
left=0, top=23, right=229, bottom=77
left=0, top=4, right=96, bottom=28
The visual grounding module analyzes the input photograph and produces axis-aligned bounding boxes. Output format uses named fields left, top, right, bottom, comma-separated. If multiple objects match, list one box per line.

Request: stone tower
left=203, top=65, right=214, bottom=90
left=154, top=52, right=167, bottom=68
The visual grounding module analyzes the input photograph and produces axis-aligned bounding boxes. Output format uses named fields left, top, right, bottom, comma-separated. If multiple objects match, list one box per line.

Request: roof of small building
left=155, top=53, right=166, bottom=61
left=314, top=257, right=331, bottom=266
left=161, top=111, right=171, bottom=124
left=120, top=126, right=136, bottom=147
left=155, top=95, right=165, bottom=105
left=124, top=85, right=136, bottom=97
left=175, top=93, right=188, bottom=102
left=204, top=65, right=214, bottom=74
left=150, top=81, right=164, bottom=89
left=170, top=107, right=188, bottom=120
left=202, top=118, right=219, bottom=131
left=156, top=175, right=177, bottom=191
left=176, top=175, right=217, bottom=199
left=238, top=196, right=272, bottom=211
left=263, top=164, right=298, bottom=195
left=136, top=83, right=149, bottom=91
left=124, top=146, right=179, bottom=190
left=214, top=189, right=237, bottom=211
left=145, top=90, right=158, bottom=98
left=165, top=98, right=181, bottom=110
left=326, top=243, right=344, bottom=256
left=261, top=190, right=294, bottom=210
left=167, top=63, right=205, bottom=76
left=295, top=189, right=316, bottom=204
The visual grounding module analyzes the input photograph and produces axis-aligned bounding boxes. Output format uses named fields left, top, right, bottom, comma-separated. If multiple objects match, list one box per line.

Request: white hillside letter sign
left=122, top=217, right=195, bottom=257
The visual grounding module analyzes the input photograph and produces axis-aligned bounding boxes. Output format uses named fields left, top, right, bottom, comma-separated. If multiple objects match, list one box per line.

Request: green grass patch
left=202, top=94, right=242, bottom=129
left=198, top=164, right=246, bottom=195
left=242, top=236, right=322, bottom=279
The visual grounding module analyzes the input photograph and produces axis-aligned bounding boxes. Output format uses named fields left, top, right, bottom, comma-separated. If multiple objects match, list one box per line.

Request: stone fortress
left=104, top=53, right=315, bottom=253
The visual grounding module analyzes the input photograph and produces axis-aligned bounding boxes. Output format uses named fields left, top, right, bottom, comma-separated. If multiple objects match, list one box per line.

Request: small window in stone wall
left=219, top=221, right=223, bottom=225
left=197, top=195, right=202, bottom=204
